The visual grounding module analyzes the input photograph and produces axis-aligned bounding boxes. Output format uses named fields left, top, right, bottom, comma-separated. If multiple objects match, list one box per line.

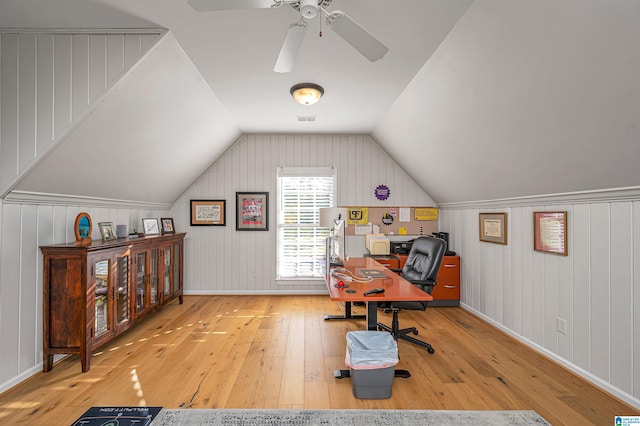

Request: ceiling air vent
left=297, top=115, right=317, bottom=122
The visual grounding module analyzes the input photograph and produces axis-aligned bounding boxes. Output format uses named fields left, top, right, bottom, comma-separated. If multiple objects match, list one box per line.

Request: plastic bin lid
left=345, top=331, right=398, bottom=369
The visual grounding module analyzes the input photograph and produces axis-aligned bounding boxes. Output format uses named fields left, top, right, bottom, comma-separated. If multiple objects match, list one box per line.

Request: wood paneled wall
left=0, top=200, right=168, bottom=393
left=439, top=199, right=640, bottom=408
left=169, top=134, right=435, bottom=294
left=0, top=30, right=162, bottom=195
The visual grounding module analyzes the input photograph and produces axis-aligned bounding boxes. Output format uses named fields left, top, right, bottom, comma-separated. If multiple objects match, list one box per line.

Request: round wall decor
left=375, top=184, right=390, bottom=201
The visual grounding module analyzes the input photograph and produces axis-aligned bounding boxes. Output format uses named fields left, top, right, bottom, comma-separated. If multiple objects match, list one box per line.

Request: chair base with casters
left=377, top=307, right=435, bottom=354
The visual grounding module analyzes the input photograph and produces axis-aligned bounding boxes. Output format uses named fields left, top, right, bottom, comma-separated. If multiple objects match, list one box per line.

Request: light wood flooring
left=0, top=295, right=637, bottom=424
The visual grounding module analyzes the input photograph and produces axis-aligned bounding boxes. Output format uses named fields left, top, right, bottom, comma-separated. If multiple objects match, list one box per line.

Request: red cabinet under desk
left=396, top=254, right=460, bottom=306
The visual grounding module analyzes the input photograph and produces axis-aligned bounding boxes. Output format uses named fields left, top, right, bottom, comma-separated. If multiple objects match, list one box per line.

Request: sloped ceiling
left=374, top=0, right=640, bottom=203
left=3, top=0, right=640, bottom=205
left=15, top=33, right=240, bottom=204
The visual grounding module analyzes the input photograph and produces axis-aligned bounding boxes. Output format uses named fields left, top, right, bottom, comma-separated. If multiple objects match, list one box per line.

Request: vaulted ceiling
left=2, top=0, right=639, bottom=205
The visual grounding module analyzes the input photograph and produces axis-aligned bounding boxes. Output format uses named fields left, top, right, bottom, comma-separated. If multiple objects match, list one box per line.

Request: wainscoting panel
left=169, top=134, right=435, bottom=294
left=0, top=199, right=168, bottom=393
left=0, top=30, right=163, bottom=195
left=438, top=198, right=640, bottom=407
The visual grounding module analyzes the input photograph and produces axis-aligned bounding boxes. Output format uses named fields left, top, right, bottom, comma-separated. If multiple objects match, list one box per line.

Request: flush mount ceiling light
left=290, top=83, right=324, bottom=105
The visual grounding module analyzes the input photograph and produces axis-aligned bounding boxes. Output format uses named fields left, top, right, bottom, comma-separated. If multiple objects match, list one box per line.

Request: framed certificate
left=534, top=211, right=568, bottom=256
left=479, top=212, right=507, bottom=245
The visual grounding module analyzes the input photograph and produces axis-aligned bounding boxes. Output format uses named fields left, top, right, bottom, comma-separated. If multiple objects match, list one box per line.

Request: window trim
left=276, top=167, right=336, bottom=280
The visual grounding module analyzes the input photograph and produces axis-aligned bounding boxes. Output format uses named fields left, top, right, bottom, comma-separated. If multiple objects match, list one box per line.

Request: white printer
left=366, top=233, right=390, bottom=255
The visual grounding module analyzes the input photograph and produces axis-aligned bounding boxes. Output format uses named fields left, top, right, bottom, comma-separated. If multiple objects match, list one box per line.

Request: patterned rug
left=152, top=409, right=550, bottom=425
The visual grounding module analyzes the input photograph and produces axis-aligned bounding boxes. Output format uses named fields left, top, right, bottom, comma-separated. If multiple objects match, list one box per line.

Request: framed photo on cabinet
left=533, top=211, right=568, bottom=256
left=142, top=218, right=160, bottom=236
left=479, top=212, right=507, bottom=245
left=236, top=192, right=269, bottom=231
left=98, top=222, right=117, bottom=241
left=161, top=218, right=175, bottom=234
left=190, top=199, right=226, bottom=226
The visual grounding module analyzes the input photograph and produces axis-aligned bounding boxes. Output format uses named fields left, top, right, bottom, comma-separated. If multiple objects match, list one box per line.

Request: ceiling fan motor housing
left=292, top=0, right=332, bottom=19
left=299, top=0, right=318, bottom=18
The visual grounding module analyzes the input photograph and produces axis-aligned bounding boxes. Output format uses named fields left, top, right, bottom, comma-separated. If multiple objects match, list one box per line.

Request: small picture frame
left=236, top=192, right=269, bottom=231
left=74, top=212, right=93, bottom=245
left=142, top=218, right=160, bottom=236
left=98, top=222, right=117, bottom=241
left=190, top=199, right=226, bottom=226
left=534, top=211, right=568, bottom=256
left=161, top=218, right=175, bottom=235
left=479, top=212, right=507, bottom=245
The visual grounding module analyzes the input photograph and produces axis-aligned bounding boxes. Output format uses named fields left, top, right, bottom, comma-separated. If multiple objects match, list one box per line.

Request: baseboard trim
left=460, top=303, right=640, bottom=410
left=0, top=364, right=43, bottom=396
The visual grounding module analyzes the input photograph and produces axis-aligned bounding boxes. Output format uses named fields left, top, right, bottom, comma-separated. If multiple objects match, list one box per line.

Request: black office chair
left=377, top=236, right=447, bottom=354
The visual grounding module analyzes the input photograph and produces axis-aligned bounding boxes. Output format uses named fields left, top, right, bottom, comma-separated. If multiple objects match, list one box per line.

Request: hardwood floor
left=0, top=295, right=637, bottom=424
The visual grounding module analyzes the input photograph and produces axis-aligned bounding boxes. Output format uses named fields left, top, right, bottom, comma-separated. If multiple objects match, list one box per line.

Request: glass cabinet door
left=164, top=246, right=171, bottom=296
left=136, top=251, right=146, bottom=314
left=173, top=243, right=181, bottom=293
left=150, top=249, right=159, bottom=305
left=115, top=255, right=129, bottom=327
left=94, top=259, right=110, bottom=338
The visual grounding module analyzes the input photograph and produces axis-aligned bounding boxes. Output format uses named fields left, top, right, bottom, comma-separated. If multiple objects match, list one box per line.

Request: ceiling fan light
left=290, top=83, right=324, bottom=105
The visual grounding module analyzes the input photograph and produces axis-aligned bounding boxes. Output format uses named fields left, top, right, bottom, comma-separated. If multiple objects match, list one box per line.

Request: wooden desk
left=325, top=257, right=433, bottom=330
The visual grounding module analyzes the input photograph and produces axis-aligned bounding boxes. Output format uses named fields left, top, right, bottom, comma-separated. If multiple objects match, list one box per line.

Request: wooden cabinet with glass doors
left=132, top=246, right=161, bottom=318
left=162, top=239, right=183, bottom=304
left=90, top=250, right=132, bottom=350
left=41, top=233, right=185, bottom=372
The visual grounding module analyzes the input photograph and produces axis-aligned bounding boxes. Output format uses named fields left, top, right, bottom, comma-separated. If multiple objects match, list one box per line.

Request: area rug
left=151, top=409, right=550, bottom=425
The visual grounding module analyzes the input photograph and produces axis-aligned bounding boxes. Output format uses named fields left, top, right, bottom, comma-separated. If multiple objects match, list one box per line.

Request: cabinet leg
left=80, top=348, right=91, bottom=372
left=44, top=354, right=54, bottom=372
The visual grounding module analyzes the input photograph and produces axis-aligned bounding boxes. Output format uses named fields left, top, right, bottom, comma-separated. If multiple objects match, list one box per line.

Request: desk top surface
left=326, top=257, right=433, bottom=303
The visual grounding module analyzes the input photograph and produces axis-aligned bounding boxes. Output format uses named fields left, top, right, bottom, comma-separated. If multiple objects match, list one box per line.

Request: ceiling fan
left=188, top=0, right=389, bottom=73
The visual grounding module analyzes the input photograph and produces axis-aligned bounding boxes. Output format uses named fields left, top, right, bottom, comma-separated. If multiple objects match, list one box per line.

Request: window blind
left=277, top=167, right=335, bottom=279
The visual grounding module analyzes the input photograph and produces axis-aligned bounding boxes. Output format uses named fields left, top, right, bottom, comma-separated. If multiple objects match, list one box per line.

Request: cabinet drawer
left=369, top=255, right=400, bottom=269
left=433, top=256, right=460, bottom=302
left=432, top=281, right=460, bottom=300
left=375, top=258, right=399, bottom=269
left=437, top=257, right=460, bottom=282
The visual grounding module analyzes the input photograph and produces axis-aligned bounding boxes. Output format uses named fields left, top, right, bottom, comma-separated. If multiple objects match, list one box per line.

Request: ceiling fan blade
left=273, top=20, right=308, bottom=73
left=188, top=0, right=276, bottom=12
left=326, top=11, right=388, bottom=62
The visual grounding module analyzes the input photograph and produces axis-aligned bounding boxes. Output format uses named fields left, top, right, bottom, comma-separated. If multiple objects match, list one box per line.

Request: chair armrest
left=406, top=279, right=437, bottom=294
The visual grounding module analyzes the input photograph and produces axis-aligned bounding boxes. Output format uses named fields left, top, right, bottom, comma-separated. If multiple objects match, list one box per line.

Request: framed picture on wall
left=236, top=192, right=269, bottom=231
left=533, top=211, right=568, bottom=256
left=479, top=212, right=507, bottom=245
left=190, top=200, right=226, bottom=226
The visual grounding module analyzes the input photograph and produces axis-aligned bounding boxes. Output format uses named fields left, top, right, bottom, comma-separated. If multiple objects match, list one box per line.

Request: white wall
left=0, top=30, right=162, bottom=197
left=169, top=133, right=436, bottom=294
left=438, top=188, right=640, bottom=409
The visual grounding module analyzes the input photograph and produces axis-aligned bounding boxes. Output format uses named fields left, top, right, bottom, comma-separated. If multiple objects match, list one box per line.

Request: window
left=277, top=167, right=336, bottom=279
